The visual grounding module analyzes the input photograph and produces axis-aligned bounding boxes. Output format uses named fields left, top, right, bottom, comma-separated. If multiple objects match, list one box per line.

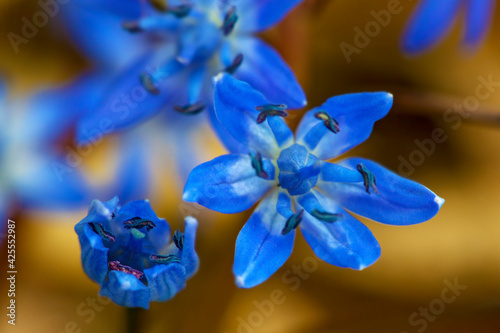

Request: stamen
left=174, top=102, right=205, bottom=115
left=168, top=4, right=192, bottom=18
left=122, top=21, right=142, bottom=33
left=222, top=6, right=238, bottom=35
left=149, top=254, right=181, bottom=264
left=173, top=230, right=184, bottom=251
left=88, top=222, right=115, bottom=242
left=357, top=163, right=379, bottom=195
left=311, top=209, right=343, bottom=223
left=255, top=104, right=288, bottom=124
left=281, top=210, right=304, bottom=236
left=249, top=151, right=269, bottom=179
left=314, top=111, right=340, bottom=134
left=108, top=261, right=144, bottom=279
left=140, top=74, right=160, bottom=94
left=224, top=53, right=243, bottom=74
left=123, top=217, right=157, bottom=231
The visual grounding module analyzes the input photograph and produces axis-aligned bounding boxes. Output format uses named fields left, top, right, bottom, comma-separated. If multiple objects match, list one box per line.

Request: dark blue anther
left=122, top=21, right=143, bottom=33
left=174, top=102, right=206, bottom=115
left=168, top=5, right=192, bottom=18
left=224, top=53, right=243, bottom=74
left=149, top=254, right=181, bottom=264
left=173, top=230, right=184, bottom=251
left=357, top=163, right=378, bottom=195
left=140, top=74, right=160, bottom=95
left=281, top=210, right=304, bottom=235
left=222, top=6, right=238, bottom=35
left=315, top=111, right=340, bottom=134
left=311, top=209, right=343, bottom=223
left=249, top=151, right=269, bottom=179
left=108, top=261, right=144, bottom=279
left=123, top=217, right=157, bottom=231
left=255, top=104, right=288, bottom=124
left=88, top=222, right=116, bottom=242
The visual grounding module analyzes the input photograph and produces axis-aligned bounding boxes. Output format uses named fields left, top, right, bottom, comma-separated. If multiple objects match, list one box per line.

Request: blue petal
left=296, top=92, right=393, bottom=160
left=207, top=104, right=249, bottom=154
left=298, top=190, right=381, bottom=270
left=233, top=191, right=295, bottom=288
left=61, top=3, right=146, bottom=68
left=320, top=162, right=363, bottom=183
left=181, top=216, right=199, bottom=278
left=237, top=0, right=304, bottom=33
left=71, top=0, right=142, bottom=19
left=75, top=197, right=118, bottom=235
left=100, top=271, right=150, bottom=309
left=183, top=154, right=275, bottom=213
left=401, top=0, right=461, bottom=54
left=76, top=53, right=186, bottom=143
left=115, top=200, right=164, bottom=224
left=276, top=191, right=293, bottom=219
left=233, top=36, right=306, bottom=109
left=318, top=157, right=444, bottom=225
left=213, top=73, right=291, bottom=158
left=26, top=73, right=105, bottom=145
left=463, top=0, right=495, bottom=48
left=144, top=263, right=187, bottom=302
left=78, top=224, right=110, bottom=285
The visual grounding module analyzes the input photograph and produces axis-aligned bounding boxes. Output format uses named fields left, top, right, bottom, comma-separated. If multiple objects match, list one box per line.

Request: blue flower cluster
left=2, top=0, right=454, bottom=309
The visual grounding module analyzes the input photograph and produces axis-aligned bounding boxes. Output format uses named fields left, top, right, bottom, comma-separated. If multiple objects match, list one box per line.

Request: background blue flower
left=75, top=197, right=199, bottom=309
left=183, top=74, right=444, bottom=288
left=0, top=75, right=150, bottom=244
left=402, top=0, right=495, bottom=55
left=62, top=0, right=306, bottom=153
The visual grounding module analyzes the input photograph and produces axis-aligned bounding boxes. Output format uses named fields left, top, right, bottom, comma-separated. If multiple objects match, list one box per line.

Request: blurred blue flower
left=75, top=197, right=199, bottom=309
left=0, top=75, right=150, bottom=244
left=183, top=74, right=445, bottom=288
left=64, top=0, right=306, bottom=152
left=402, top=0, right=495, bottom=55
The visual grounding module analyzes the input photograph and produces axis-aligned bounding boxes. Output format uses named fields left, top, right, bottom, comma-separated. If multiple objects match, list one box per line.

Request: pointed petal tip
left=213, top=72, right=226, bottom=84
left=235, top=274, right=253, bottom=289
left=434, top=196, right=445, bottom=208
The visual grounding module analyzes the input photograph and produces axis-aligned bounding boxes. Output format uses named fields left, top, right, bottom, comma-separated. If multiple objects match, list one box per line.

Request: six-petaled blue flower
left=183, top=74, right=444, bottom=288
left=402, top=0, right=495, bottom=55
left=70, top=0, right=306, bottom=153
left=75, top=197, right=199, bottom=308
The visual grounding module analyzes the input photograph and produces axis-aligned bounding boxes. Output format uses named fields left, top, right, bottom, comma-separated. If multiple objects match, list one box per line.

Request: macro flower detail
left=401, top=0, right=495, bottom=55
left=75, top=197, right=199, bottom=308
left=183, top=73, right=444, bottom=288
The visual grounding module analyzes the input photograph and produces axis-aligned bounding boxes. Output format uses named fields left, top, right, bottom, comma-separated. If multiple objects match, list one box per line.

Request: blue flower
left=183, top=74, right=444, bottom=288
left=401, top=0, right=495, bottom=55
left=67, top=0, right=306, bottom=152
left=75, top=197, right=199, bottom=309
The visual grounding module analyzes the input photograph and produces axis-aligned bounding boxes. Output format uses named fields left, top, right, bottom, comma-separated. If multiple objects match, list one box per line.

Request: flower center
left=277, top=143, right=321, bottom=196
